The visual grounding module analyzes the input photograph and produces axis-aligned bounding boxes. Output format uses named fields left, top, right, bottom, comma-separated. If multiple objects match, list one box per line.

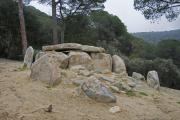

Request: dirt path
left=0, top=58, right=180, bottom=120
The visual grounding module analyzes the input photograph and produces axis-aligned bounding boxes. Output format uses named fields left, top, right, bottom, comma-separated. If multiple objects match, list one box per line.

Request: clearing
left=0, top=58, right=180, bottom=120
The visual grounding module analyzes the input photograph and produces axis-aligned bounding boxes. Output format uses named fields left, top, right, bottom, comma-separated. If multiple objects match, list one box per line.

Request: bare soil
left=0, top=58, right=180, bottom=120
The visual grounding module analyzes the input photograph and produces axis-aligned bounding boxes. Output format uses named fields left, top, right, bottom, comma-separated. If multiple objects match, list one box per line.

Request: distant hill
left=25, top=6, right=52, bottom=25
left=132, top=29, right=180, bottom=43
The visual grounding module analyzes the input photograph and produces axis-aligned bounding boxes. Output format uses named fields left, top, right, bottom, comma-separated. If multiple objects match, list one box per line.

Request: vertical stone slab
left=23, top=46, right=34, bottom=68
left=147, top=70, right=160, bottom=90
left=68, top=51, right=93, bottom=70
left=112, top=55, right=126, bottom=74
left=91, top=53, right=112, bottom=73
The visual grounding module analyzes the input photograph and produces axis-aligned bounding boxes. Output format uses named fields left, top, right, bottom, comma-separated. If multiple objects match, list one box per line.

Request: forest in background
left=0, top=0, right=180, bottom=89
left=132, top=29, right=180, bottom=43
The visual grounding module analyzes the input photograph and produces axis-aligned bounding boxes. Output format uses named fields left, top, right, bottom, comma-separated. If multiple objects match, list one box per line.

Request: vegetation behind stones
left=0, top=0, right=179, bottom=89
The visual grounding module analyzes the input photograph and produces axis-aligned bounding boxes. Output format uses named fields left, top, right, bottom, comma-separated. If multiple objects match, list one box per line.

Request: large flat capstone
left=42, top=43, right=82, bottom=51
left=42, top=43, right=105, bottom=53
left=80, top=45, right=105, bottom=53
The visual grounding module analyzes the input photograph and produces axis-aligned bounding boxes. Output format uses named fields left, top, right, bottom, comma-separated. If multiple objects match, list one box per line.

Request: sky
left=30, top=0, right=180, bottom=33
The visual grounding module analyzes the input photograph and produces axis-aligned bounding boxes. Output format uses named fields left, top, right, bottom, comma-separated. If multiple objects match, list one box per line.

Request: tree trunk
left=52, top=0, right=58, bottom=44
left=60, top=23, right=65, bottom=43
left=18, top=0, right=27, bottom=55
left=61, top=30, right=64, bottom=43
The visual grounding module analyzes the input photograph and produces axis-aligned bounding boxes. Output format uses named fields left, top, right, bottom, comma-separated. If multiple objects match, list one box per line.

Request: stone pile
left=34, top=43, right=127, bottom=75
left=23, top=43, right=160, bottom=103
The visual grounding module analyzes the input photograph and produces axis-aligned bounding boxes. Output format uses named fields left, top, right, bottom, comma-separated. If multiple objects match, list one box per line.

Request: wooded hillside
left=132, top=29, right=180, bottom=43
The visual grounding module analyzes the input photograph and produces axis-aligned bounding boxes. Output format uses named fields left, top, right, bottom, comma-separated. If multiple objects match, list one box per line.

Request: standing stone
left=91, top=53, right=112, bottom=73
left=112, top=55, right=126, bottom=74
left=132, top=72, right=145, bottom=81
left=68, top=52, right=93, bottom=70
left=30, top=52, right=69, bottom=86
left=147, top=71, right=160, bottom=90
left=81, top=77, right=116, bottom=103
left=23, top=46, right=34, bottom=68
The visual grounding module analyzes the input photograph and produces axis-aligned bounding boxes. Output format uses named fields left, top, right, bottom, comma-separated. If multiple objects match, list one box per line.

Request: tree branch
left=58, top=0, right=64, bottom=20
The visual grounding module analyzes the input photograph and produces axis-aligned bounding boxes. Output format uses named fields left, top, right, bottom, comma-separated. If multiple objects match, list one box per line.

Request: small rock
left=127, top=81, right=136, bottom=88
left=72, top=80, right=85, bottom=86
left=110, top=86, right=120, bottom=93
left=109, top=106, right=121, bottom=113
left=120, top=91, right=126, bottom=94
left=44, top=105, right=53, bottom=113
left=99, top=76, right=114, bottom=83
left=71, top=87, right=84, bottom=97
left=78, top=69, right=91, bottom=77
left=132, top=72, right=145, bottom=81
left=113, top=81, right=132, bottom=91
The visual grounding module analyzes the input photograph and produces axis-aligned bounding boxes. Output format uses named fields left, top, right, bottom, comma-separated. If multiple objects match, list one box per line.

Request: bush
left=156, top=40, right=180, bottom=68
left=153, top=58, right=180, bottom=89
left=126, top=58, right=154, bottom=77
left=125, top=58, right=180, bottom=89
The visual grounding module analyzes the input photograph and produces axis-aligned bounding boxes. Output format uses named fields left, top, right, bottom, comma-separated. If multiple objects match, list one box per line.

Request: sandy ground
left=0, top=58, right=180, bottom=120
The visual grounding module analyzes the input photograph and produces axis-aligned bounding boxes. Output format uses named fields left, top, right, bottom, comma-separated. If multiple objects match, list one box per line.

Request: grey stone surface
left=80, top=45, right=105, bottom=53
left=132, top=72, right=145, bottom=81
left=81, top=77, right=116, bottom=103
left=147, top=70, right=160, bottom=90
left=112, top=55, right=126, bottom=74
left=68, top=51, right=93, bottom=70
left=35, top=51, right=46, bottom=61
left=91, top=53, right=112, bottom=73
left=113, top=81, right=132, bottom=91
left=42, top=43, right=82, bottom=51
left=23, top=46, right=34, bottom=68
left=30, top=52, right=68, bottom=86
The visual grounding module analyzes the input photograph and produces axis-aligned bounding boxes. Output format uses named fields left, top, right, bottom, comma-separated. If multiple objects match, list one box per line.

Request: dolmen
left=27, top=43, right=160, bottom=103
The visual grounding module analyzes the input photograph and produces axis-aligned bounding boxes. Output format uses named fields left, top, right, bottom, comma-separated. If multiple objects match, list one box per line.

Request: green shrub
left=126, top=58, right=154, bottom=77
left=139, top=92, right=148, bottom=96
left=125, top=58, right=180, bottom=90
left=153, top=58, right=180, bottom=89
left=126, top=91, right=136, bottom=97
